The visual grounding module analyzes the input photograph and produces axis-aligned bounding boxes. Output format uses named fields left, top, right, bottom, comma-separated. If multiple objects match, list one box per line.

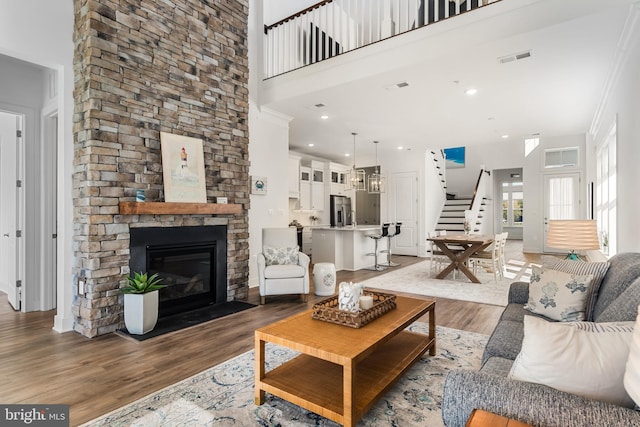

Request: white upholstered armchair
left=257, top=227, right=310, bottom=304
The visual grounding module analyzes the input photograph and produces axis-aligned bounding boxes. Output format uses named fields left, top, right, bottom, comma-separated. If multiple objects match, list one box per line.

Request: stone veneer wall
left=72, top=0, right=250, bottom=337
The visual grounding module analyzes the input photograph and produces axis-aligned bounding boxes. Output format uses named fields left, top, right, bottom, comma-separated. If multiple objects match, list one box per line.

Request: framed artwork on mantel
left=160, top=132, right=207, bottom=203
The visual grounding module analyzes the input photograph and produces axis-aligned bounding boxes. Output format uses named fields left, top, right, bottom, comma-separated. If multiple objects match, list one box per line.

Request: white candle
left=359, top=295, right=374, bottom=310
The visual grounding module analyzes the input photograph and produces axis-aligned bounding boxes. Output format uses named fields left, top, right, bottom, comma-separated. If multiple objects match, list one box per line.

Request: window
left=502, top=182, right=524, bottom=227
left=544, top=147, right=579, bottom=168
left=596, top=122, right=617, bottom=256
left=525, top=137, right=539, bottom=157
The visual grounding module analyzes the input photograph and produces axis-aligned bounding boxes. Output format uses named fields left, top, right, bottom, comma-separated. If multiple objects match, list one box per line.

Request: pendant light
left=368, top=141, right=386, bottom=193
left=346, top=132, right=366, bottom=192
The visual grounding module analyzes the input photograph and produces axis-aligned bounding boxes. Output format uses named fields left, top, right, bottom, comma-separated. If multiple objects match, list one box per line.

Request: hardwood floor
left=0, top=243, right=539, bottom=426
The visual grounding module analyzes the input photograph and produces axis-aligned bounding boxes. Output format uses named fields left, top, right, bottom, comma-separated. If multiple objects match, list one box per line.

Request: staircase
left=435, top=197, right=487, bottom=234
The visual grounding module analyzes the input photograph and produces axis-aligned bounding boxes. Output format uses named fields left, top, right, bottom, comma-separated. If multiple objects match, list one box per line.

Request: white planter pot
left=124, top=291, right=159, bottom=335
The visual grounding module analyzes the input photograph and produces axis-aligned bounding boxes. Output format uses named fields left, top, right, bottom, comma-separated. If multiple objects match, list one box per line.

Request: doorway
left=543, top=172, right=581, bottom=253
left=388, top=171, right=418, bottom=256
left=0, top=111, right=24, bottom=310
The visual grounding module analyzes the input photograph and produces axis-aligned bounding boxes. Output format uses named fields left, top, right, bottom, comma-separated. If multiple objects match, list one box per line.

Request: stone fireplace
left=72, top=0, right=250, bottom=337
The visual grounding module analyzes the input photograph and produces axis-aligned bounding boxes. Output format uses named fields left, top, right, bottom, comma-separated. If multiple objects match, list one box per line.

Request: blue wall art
left=444, top=146, right=465, bottom=169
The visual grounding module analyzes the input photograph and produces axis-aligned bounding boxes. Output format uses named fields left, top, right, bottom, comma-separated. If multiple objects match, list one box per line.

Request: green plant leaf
left=121, top=271, right=166, bottom=294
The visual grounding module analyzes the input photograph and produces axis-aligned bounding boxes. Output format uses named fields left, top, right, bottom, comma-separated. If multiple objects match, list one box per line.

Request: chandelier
left=346, top=132, right=366, bottom=192
left=368, top=140, right=386, bottom=194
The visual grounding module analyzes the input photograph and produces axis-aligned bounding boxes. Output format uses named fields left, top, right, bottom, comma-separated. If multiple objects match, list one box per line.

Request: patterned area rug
left=361, top=258, right=532, bottom=306
left=82, top=324, right=488, bottom=427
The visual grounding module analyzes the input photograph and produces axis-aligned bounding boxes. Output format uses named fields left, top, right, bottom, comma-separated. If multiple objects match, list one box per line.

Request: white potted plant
left=122, top=272, right=165, bottom=335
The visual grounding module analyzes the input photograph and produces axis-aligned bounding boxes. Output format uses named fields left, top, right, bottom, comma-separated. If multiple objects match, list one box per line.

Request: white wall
left=423, top=150, right=447, bottom=254
left=589, top=4, right=640, bottom=253
left=0, top=0, right=75, bottom=330
left=263, top=0, right=319, bottom=26
left=247, top=107, right=292, bottom=288
left=249, top=0, right=294, bottom=288
left=444, top=140, right=524, bottom=197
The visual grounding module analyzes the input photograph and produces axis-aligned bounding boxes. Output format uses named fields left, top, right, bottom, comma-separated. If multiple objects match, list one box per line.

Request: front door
left=388, top=171, right=418, bottom=256
left=543, top=172, right=580, bottom=253
left=0, top=112, right=22, bottom=310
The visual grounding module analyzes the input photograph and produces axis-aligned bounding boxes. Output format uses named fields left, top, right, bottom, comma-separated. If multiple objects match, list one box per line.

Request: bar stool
left=382, top=222, right=402, bottom=267
left=366, top=223, right=390, bottom=271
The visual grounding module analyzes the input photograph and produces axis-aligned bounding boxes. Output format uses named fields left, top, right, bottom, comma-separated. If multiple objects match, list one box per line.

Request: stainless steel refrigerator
left=330, top=195, right=352, bottom=227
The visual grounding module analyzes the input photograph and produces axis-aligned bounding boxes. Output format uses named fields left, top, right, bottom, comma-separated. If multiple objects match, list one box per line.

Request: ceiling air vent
left=498, top=50, right=532, bottom=64
left=308, top=103, right=326, bottom=110
left=385, top=81, right=410, bottom=90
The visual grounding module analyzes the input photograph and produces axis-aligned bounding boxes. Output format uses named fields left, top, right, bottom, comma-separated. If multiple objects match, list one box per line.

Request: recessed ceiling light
left=397, top=146, right=404, bottom=150
left=320, top=115, right=329, bottom=120
left=465, top=88, right=478, bottom=96
left=501, top=135, right=509, bottom=139
left=345, top=153, right=350, bottom=157
left=308, top=143, right=315, bottom=147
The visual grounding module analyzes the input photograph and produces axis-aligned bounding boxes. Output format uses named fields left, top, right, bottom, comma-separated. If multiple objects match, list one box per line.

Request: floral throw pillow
left=524, top=266, right=594, bottom=321
left=263, top=246, right=299, bottom=266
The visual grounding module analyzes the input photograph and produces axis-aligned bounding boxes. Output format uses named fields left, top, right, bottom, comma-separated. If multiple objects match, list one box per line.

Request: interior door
left=0, top=112, right=21, bottom=310
left=388, top=171, right=418, bottom=256
left=543, top=172, right=580, bottom=253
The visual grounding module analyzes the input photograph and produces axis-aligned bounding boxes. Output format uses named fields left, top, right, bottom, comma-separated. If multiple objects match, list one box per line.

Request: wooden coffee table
left=254, top=295, right=436, bottom=427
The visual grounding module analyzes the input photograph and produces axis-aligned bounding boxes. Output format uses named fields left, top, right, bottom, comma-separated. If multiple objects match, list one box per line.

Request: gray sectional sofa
left=442, top=252, right=640, bottom=427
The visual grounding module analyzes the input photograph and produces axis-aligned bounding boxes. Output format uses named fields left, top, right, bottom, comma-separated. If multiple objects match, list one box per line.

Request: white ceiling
left=259, top=0, right=634, bottom=166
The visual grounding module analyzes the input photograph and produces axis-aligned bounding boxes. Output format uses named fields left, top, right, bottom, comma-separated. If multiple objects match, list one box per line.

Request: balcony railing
left=264, top=0, right=501, bottom=78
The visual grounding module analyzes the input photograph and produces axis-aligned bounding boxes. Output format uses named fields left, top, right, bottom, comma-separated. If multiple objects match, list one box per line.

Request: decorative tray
left=311, top=290, right=397, bottom=328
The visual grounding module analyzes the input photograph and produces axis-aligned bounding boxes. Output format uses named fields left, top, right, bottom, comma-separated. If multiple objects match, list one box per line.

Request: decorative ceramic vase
left=313, top=263, right=336, bottom=296
left=124, top=290, right=159, bottom=335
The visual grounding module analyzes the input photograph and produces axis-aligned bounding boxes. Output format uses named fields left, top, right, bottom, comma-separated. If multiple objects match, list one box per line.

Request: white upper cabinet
left=288, top=155, right=301, bottom=198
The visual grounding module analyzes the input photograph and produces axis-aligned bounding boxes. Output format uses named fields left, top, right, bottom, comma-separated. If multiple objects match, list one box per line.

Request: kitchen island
left=311, top=225, right=382, bottom=271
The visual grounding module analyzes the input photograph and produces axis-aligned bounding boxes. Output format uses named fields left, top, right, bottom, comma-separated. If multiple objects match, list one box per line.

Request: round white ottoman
left=313, top=262, right=336, bottom=296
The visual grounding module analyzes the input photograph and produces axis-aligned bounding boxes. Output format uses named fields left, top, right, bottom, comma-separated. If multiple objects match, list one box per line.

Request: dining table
left=427, top=233, right=495, bottom=283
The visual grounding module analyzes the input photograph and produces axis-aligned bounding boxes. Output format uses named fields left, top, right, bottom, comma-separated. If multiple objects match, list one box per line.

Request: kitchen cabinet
left=299, top=166, right=311, bottom=210
left=288, top=155, right=301, bottom=198
left=309, top=160, right=325, bottom=211
left=327, top=162, right=349, bottom=195
left=312, top=181, right=325, bottom=211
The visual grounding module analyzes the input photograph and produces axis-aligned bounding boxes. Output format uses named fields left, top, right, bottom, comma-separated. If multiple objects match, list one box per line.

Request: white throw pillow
left=263, top=246, right=299, bottom=266
left=624, top=306, right=640, bottom=407
left=509, top=315, right=635, bottom=408
left=541, top=260, right=610, bottom=321
left=524, top=266, right=594, bottom=321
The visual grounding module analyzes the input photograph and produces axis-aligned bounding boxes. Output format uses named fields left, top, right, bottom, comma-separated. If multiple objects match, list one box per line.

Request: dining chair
left=427, top=231, right=448, bottom=276
left=469, top=233, right=504, bottom=282
left=498, top=231, right=509, bottom=275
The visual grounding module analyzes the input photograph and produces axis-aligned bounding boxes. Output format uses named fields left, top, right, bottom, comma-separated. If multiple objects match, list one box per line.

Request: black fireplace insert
left=129, top=225, right=227, bottom=317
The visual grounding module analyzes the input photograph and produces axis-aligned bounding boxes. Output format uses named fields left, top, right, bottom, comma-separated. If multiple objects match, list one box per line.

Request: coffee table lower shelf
left=257, top=330, right=434, bottom=425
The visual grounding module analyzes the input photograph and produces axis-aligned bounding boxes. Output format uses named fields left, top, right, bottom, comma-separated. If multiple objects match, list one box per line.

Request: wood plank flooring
left=0, top=244, right=539, bottom=426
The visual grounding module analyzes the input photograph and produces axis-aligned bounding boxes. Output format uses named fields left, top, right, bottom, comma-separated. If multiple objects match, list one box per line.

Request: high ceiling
left=259, top=0, right=634, bottom=166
